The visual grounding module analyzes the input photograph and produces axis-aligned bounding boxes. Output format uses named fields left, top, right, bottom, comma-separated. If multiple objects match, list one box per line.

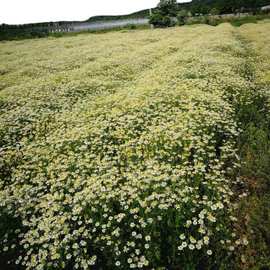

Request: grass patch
left=236, top=89, right=270, bottom=269
left=230, top=16, right=260, bottom=27
left=232, top=35, right=270, bottom=270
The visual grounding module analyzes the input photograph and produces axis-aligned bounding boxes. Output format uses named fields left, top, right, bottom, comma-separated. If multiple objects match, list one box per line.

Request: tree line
left=149, top=0, right=270, bottom=27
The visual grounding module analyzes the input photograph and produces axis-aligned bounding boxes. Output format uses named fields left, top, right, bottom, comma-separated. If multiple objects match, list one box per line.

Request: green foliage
left=188, top=0, right=270, bottom=15
left=183, top=14, right=270, bottom=27
left=0, top=23, right=150, bottom=41
left=149, top=0, right=177, bottom=28
left=243, top=196, right=270, bottom=269
left=210, top=8, right=220, bottom=15
left=0, top=24, right=49, bottom=41
left=158, top=0, right=177, bottom=16
left=230, top=16, right=259, bottom=27
left=237, top=92, right=270, bottom=178
left=149, top=13, right=174, bottom=27
left=126, top=24, right=137, bottom=30
left=177, top=9, right=189, bottom=25
left=235, top=89, right=270, bottom=269
left=231, top=33, right=270, bottom=270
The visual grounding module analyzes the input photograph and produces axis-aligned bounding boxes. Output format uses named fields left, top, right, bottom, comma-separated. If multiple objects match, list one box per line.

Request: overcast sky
left=0, top=0, right=191, bottom=25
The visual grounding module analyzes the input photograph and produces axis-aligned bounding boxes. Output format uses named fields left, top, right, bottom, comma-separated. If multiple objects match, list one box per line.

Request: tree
left=158, top=0, right=178, bottom=16
left=149, top=0, right=178, bottom=28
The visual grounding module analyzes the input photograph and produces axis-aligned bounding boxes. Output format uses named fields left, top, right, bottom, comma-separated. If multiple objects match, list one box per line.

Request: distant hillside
left=86, top=0, right=270, bottom=22
left=86, top=9, right=154, bottom=22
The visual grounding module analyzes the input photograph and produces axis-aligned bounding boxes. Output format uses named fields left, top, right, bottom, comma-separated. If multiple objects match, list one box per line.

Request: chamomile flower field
left=0, top=21, right=269, bottom=270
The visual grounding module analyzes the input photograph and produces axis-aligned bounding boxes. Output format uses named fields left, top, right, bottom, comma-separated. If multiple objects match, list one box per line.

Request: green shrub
left=149, top=13, right=173, bottom=27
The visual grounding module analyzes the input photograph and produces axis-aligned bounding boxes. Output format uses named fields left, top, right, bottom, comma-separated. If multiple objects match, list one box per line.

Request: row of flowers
left=1, top=22, right=268, bottom=269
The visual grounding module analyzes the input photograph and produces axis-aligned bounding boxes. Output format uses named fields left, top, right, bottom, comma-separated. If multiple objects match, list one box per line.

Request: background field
left=0, top=21, right=269, bottom=269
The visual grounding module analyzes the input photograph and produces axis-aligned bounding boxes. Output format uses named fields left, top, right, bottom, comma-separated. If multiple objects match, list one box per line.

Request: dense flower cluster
left=1, top=21, right=269, bottom=269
